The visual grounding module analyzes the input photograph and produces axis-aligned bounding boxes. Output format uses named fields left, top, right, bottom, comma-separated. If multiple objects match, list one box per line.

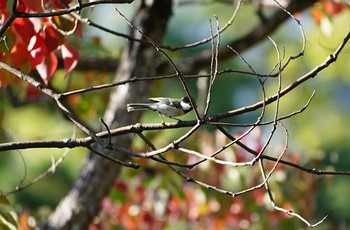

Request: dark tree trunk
left=41, top=1, right=172, bottom=229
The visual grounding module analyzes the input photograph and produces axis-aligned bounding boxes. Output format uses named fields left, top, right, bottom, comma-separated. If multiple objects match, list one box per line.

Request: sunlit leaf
left=61, top=44, right=78, bottom=76
left=10, top=41, right=30, bottom=68
left=12, top=18, right=35, bottom=44
left=320, top=16, right=333, bottom=38
left=36, top=52, right=58, bottom=84
left=0, top=195, right=18, bottom=230
left=28, top=34, right=47, bottom=68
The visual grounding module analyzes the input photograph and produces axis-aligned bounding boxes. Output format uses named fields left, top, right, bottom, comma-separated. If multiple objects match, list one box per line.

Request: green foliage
left=0, top=195, right=18, bottom=230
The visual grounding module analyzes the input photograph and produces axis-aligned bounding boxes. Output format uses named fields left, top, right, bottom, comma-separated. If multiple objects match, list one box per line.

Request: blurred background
left=0, top=1, right=350, bottom=229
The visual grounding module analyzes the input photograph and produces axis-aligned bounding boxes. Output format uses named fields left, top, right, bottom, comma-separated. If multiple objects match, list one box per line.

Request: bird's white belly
left=154, top=104, right=182, bottom=117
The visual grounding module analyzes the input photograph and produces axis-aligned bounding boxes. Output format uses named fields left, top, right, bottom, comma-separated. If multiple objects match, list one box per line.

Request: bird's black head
left=180, top=96, right=196, bottom=113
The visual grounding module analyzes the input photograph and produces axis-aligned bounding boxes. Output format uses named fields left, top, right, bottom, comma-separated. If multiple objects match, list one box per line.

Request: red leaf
left=43, top=23, right=65, bottom=53
left=16, top=0, right=29, bottom=12
left=114, top=181, right=128, bottom=193
left=26, top=85, right=42, bottom=99
left=0, top=12, right=10, bottom=28
left=36, top=52, right=58, bottom=84
left=323, top=2, right=344, bottom=15
left=10, top=41, right=30, bottom=68
left=61, top=44, right=78, bottom=76
left=12, top=18, right=36, bottom=44
left=75, top=21, right=84, bottom=37
left=28, top=34, right=47, bottom=68
left=0, top=0, right=6, bottom=11
left=0, top=69, right=13, bottom=87
left=20, top=0, right=43, bottom=12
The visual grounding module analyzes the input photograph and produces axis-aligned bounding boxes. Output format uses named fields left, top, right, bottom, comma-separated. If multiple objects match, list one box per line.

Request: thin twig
left=2, top=127, right=78, bottom=195
left=87, top=146, right=139, bottom=168
left=115, top=8, right=201, bottom=121
left=203, top=16, right=220, bottom=117
left=260, top=159, right=331, bottom=227
left=99, top=118, right=112, bottom=146
left=137, top=132, right=193, bottom=168
left=162, top=0, right=243, bottom=51
left=208, top=31, right=350, bottom=121
left=232, top=122, right=289, bottom=197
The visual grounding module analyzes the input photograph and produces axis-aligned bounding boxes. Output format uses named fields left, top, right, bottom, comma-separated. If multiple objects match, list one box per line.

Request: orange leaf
left=323, top=1, right=344, bottom=15
left=310, top=7, right=323, bottom=25
left=0, top=68, right=14, bottom=87
left=10, top=41, right=30, bottom=68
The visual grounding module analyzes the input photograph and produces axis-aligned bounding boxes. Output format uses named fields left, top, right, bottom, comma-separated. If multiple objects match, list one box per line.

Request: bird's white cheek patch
left=180, top=101, right=192, bottom=111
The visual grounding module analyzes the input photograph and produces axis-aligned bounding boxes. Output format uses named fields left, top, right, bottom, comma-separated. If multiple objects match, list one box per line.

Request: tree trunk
left=41, top=1, right=172, bottom=229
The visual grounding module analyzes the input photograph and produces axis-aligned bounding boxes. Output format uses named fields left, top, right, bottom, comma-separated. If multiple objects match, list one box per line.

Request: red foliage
left=0, top=0, right=6, bottom=11
left=12, top=18, right=37, bottom=44
left=311, top=0, right=349, bottom=24
left=26, top=85, right=42, bottom=99
left=19, top=0, right=42, bottom=12
left=61, top=44, right=79, bottom=76
left=0, top=1, right=78, bottom=87
left=322, top=1, right=345, bottom=15
left=113, top=181, right=128, bottom=193
left=10, top=41, right=29, bottom=68
left=43, top=23, right=65, bottom=53
left=36, top=51, right=58, bottom=84
left=91, top=125, right=317, bottom=229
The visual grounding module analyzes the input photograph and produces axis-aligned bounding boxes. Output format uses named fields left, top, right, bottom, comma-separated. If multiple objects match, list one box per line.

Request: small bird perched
left=127, top=96, right=194, bottom=123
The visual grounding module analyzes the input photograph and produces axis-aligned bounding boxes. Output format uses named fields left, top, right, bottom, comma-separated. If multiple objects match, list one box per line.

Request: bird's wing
left=148, top=97, right=172, bottom=105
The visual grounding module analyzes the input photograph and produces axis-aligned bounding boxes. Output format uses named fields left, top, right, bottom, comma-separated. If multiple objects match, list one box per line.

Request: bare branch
left=203, top=16, right=220, bottom=117
left=0, top=0, right=134, bottom=37
left=260, top=159, right=331, bottom=227
left=0, top=61, right=106, bottom=147
left=1, top=127, right=78, bottom=195
left=232, top=122, right=289, bottom=197
left=179, top=0, right=317, bottom=73
left=1, top=1, right=350, bottom=228
left=208, top=31, right=350, bottom=122
left=162, top=0, right=243, bottom=51
left=114, top=7, right=201, bottom=121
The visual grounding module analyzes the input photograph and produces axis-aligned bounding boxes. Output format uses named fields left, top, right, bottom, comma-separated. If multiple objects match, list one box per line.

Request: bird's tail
left=126, top=103, right=151, bottom=112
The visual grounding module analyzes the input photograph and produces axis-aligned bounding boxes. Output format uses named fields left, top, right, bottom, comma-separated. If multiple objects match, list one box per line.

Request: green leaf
left=0, top=195, right=18, bottom=230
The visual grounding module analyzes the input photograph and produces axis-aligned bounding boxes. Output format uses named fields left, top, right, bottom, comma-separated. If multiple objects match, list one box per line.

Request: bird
left=126, top=96, right=195, bottom=123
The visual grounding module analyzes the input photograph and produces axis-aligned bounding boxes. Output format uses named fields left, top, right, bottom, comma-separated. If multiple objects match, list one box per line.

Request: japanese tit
left=127, top=96, right=194, bottom=122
